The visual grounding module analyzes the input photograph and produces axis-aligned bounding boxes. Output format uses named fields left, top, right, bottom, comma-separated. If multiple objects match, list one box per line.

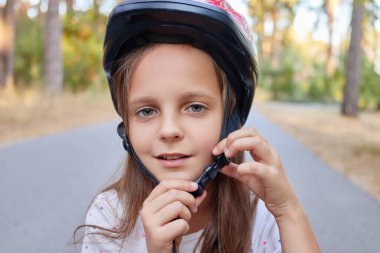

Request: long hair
left=78, top=44, right=257, bottom=252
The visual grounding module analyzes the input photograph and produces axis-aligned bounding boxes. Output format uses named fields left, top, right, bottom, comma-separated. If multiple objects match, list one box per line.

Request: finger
left=219, top=162, right=240, bottom=180
left=212, top=138, right=227, bottom=156
left=144, top=180, right=198, bottom=205
left=220, top=162, right=263, bottom=184
left=237, top=161, right=277, bottom=184
left=225, top=127, right=263, bottom=146
left=225, top=136, right=275, bottom=164
left=147, top=188, right=197, bottom=214
left=220, top=162, right=266, bottom=199
left=238, top=162, right=291, bottom=202
left=212, top=127, right=267, bottom=156
left=146, top=220, right=188, bottom=248
left=161, top=219, right=190, bottom=239
left=156, top=201, right=192, bottom=225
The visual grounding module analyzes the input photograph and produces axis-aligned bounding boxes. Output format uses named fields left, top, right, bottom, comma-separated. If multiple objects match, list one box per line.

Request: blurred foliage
left=259, top=50, right=298, bottom=102
left=259, top=54, right=380, bottom=110
left=360, top=58, right=380, bottom=110
left=13, top=8, right=107, bottom=92
left=258, top=46, right=380, bottom=108
left=9, top=0, right=380, bottom=111
left=62, top=10, right=106, bottom=92
left=248, top=0, right=380, bottom=110
left=14, top=15, right=44, bottom=87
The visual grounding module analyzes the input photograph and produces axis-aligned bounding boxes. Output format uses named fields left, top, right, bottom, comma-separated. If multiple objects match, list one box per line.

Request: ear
left=117, top=122, right=131, bottom=152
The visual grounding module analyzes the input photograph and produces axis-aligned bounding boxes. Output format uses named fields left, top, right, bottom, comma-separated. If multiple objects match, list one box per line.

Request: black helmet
left=104, top=0, right=258, bottom=129
left=104, top=0, right=258, bottom=184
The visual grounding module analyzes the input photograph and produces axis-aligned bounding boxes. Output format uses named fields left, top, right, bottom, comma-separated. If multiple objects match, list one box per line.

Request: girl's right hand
left=141, top=180, right=206, bottom=253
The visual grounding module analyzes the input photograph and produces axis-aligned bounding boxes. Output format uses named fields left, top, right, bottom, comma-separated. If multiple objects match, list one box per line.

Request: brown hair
left=78, top=44, right=257, bottom=252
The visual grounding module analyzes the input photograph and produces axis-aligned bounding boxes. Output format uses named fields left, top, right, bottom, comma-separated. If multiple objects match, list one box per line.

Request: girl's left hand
left=212, top=127, right=300, bottom=219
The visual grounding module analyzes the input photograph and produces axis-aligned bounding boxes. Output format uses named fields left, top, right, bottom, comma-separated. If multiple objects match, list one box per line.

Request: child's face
left=127, top=44, right=223, bottom=181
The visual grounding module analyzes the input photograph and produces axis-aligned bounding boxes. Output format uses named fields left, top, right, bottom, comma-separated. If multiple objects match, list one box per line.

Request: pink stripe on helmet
left=194, top=0, right=253, bottom=43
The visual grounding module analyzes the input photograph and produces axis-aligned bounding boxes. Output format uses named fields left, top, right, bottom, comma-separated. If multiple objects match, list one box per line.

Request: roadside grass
left=0, top=87, right=117, bottom=145
left=355, top=143, right=380, bottom=156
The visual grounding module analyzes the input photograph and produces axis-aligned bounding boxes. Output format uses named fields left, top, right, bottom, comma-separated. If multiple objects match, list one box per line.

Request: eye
left=186, top=103, right=206, bottom=113
left=136, top=108, right=157, bottom=118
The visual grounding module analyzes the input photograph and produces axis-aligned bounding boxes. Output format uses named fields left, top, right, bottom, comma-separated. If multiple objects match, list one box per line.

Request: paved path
left=1, top=109, right=379, bottom=252
left=250, top=110, right=380, bottom=252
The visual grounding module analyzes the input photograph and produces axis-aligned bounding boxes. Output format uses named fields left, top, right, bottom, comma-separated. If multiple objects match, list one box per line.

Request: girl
left=79, top=1, right=321, bottom=252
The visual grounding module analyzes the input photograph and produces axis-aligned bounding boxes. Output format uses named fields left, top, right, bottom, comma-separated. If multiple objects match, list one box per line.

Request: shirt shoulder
left=81, top=190, right=147, bottom=253
left=251, top=199, right=282, bottom=253
left=84, top=190, right=122, bottom=229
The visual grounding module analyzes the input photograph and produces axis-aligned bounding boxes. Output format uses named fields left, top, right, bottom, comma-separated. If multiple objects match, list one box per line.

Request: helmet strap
left=219, top=82, right=240, bottom=140
left=117, top=122, right=160, bottom=185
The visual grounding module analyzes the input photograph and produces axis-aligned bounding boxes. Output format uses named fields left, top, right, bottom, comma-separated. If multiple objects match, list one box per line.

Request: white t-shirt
left=81, top=190, right=282, bottom=253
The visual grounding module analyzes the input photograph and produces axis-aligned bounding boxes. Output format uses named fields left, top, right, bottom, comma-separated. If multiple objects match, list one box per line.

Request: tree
left=93, top=0, right=101, bottom=18
left=44, top=0, right=63, bottom=96
left=66, top=0, right=74, bottom=14
left=248, top=0, right=298, bottom=68
left=324, top=0, right=339, bottom=77
left=248, top=0, right=299, bottom=100
left=0, top=0, right=16, bottom=90
left=0, top=5, right=4, bottom=86
left=342, top=0, right=364, bottom=117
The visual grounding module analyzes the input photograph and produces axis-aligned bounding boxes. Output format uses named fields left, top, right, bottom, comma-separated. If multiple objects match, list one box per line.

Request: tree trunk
left=325, top=0, right=338, bottom=77
left=44, top=0, right=63, bottom=96
left=0, top=0, right=16, bottom=90
left=270, top=5, right=282, bottom=70
left=247, top=1, right=266, bottom=60
left=342, top=0, right=363, bottom=117
left=93, top=0, right=100, bottom=17
left=0, top=5, right=4, bottom=86
left=66, top=0, right=74, bottom=14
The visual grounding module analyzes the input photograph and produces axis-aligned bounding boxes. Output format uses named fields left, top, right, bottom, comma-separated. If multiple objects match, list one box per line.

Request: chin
left=158, top=171, right=201, bottom=182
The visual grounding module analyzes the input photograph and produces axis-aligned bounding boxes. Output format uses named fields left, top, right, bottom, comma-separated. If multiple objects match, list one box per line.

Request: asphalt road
left=1, top=109, right=379, bottom=252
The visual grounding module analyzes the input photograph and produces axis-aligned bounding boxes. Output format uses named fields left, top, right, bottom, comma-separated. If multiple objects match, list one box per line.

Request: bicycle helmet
left=104, top=0, right=258, bottom=184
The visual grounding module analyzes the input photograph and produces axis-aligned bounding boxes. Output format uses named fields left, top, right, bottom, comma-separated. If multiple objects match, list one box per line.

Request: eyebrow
left=179, top=91, right=215, bottom=100
left=129, top=96, right=156, bottom=105
left=129, top=91, right=216, bottom=105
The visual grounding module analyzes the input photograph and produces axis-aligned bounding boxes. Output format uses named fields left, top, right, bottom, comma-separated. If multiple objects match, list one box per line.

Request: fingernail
left=190, top=182, right=198, bottom=189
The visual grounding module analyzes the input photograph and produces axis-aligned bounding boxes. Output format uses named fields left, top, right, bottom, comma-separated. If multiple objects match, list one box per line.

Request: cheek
left=128, top=121, right=152, bottom=153
left=192, top=114, right=222, bottom=151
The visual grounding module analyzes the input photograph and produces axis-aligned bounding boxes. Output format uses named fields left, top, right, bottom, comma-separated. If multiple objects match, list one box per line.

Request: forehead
left=128, top=44, right=221, bottom=98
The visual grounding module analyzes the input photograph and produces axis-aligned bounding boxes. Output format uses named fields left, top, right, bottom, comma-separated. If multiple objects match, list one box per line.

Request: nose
left=158, top=112, right=184, bottom=142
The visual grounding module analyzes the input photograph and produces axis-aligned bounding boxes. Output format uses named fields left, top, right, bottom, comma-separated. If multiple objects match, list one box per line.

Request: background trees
left=0, top=0, right=15, bottom=90
left=342, top=0, right=364, bottom=116
left=1, top=0, right=106, bottom=93
left=44, top=0, right=62, bottom=96
left=1, top=0, right=379, bottom=114
left=248, top=0, right=380, bottom=114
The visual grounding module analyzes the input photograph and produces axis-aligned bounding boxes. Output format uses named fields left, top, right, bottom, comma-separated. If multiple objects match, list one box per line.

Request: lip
left=156, top=153, right=191, bottom=168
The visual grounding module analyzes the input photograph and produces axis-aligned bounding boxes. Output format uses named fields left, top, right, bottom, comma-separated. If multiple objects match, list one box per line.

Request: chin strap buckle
left=190, top=153, right=230, bottom=197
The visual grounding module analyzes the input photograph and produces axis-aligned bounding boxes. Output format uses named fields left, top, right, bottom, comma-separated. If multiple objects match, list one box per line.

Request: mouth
left=157, top=153, right=191, bottom=160
left=156, top=153, right=191, bottom=168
